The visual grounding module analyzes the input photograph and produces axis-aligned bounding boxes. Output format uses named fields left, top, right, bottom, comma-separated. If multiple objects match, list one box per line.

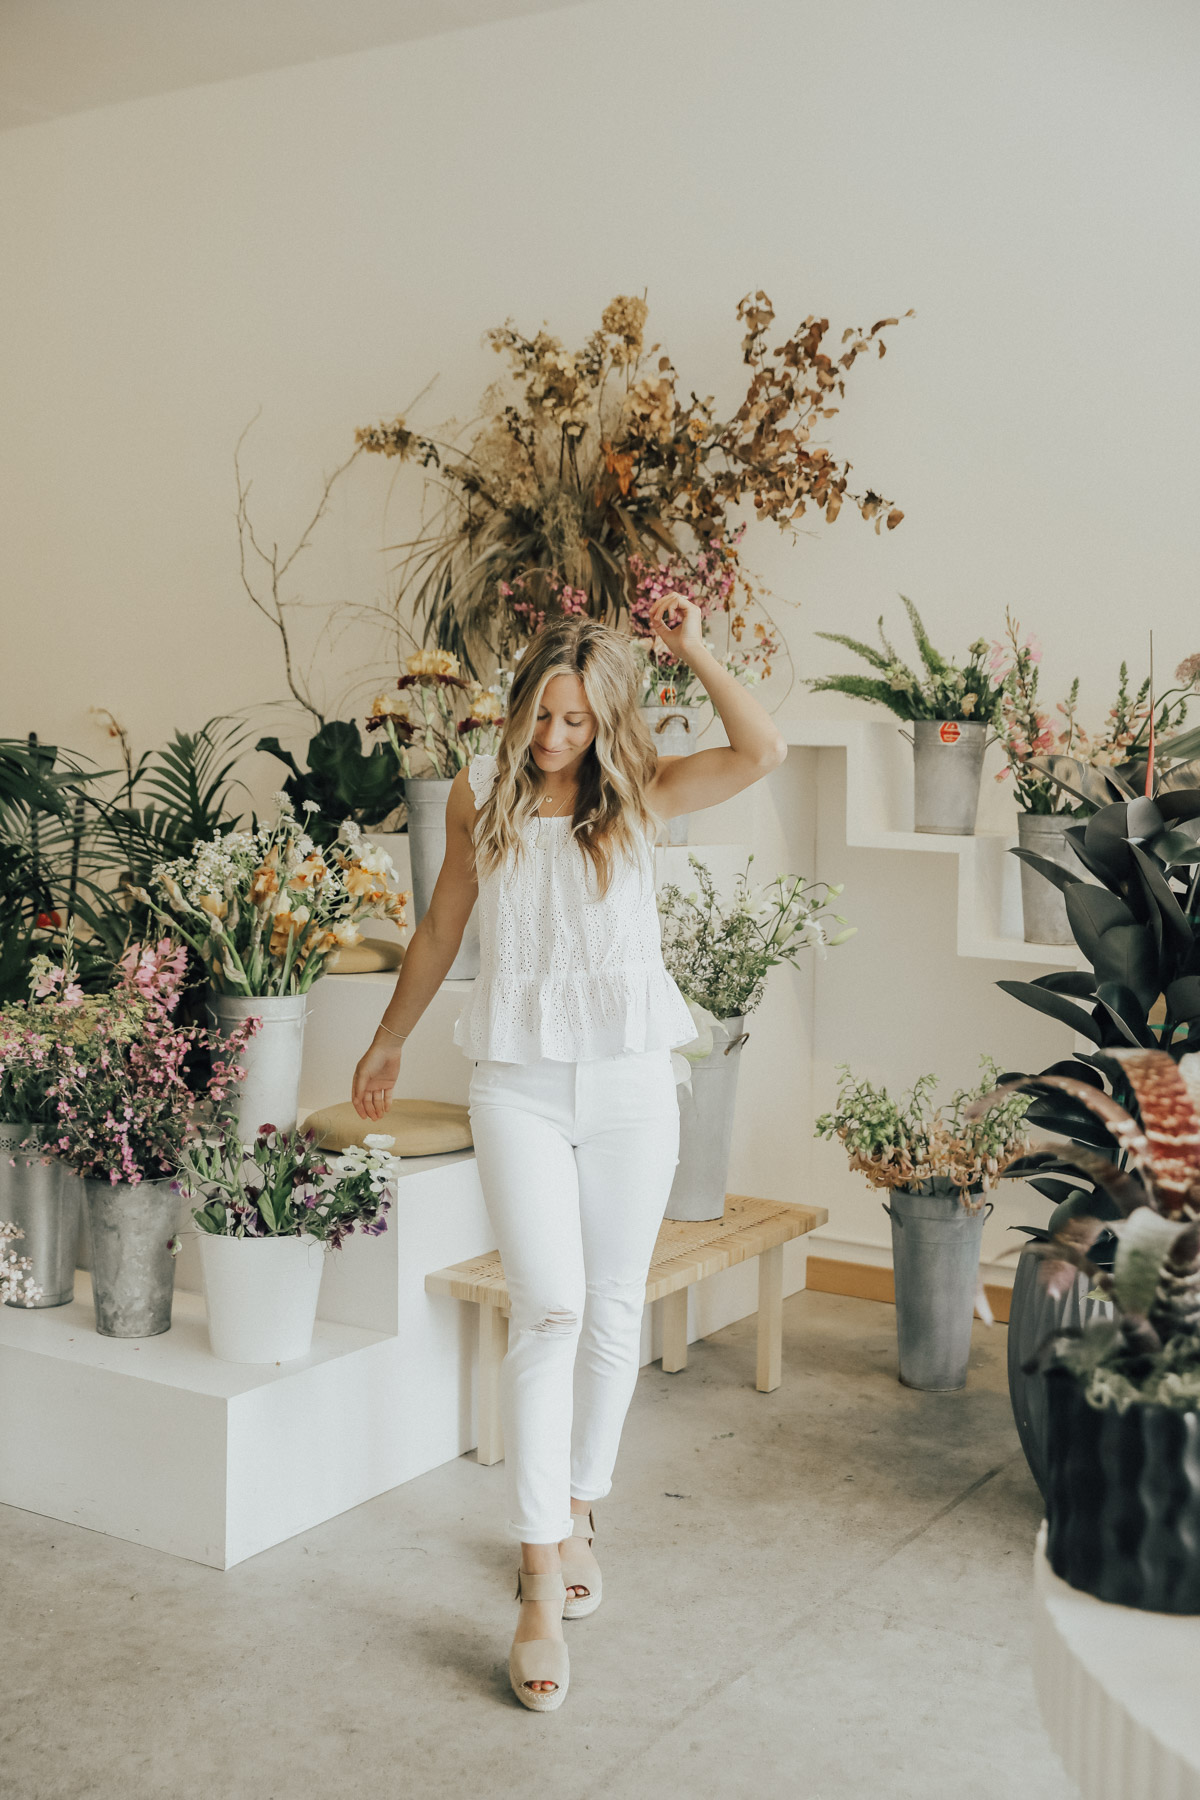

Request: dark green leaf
left=1010, top=847, right=1083, bottom=894
left=995, top=980, right=1102, bottom=1042
left=1063, top=885, right=1135, bottom=962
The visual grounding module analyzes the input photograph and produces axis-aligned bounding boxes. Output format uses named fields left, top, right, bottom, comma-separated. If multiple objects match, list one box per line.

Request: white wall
left=2, top=0, right=1196, bottom=1265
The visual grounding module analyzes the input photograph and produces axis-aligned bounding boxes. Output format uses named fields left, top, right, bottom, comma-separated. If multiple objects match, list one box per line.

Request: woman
left=351, top=593, right=786, bottom=1711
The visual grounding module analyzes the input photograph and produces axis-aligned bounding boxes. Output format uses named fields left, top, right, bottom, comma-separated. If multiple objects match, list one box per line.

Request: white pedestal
left=0, top=1152, right=496, bottom=1568
left=1033, top=1522, right=1200, bottom=1796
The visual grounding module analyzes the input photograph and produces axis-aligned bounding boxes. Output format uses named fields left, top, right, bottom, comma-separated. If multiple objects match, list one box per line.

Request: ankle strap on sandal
left=515, top=1568, right=567, bottom=1604
left=570, top=1507, right=597, bottom=1540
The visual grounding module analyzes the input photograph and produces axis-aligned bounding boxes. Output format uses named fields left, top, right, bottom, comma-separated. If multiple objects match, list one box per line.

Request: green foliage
left=809, top=597, right=1002, bottom=724
left=256, top=721, right=403, bottom=847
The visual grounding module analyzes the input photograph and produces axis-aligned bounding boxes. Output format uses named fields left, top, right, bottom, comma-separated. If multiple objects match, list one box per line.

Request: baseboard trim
left=806, top=1255, right=1012, bottom=1324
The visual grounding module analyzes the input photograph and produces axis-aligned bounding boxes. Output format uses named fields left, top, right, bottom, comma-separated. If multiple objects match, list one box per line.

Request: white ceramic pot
left=206, top=992, right=308, bottom=1142
left=197, top=1230, right=326, bottom=1363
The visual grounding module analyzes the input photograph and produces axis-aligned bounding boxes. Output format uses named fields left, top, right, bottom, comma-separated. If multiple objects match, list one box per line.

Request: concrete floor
left=1, top=1290, right=1076, bottom=1800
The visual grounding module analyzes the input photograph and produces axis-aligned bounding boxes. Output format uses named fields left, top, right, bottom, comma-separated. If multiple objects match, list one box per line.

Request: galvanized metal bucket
left=664, top=1014, right=748, bottom=1221
left=84, top=1177, right=178, bottom=1338
left=206, top=992, right=308, bottom=1142
left=0, top=1121, right=78, bottom=1308
left=404, top=776, right=480, bottom=978
left=1017, top=812, right=1078, bottom=947
left=910, top=720, right=988, bottom=835
left=884, top=1181, right=990, bottom=1390
left=641, top=704, right=702, bottom=846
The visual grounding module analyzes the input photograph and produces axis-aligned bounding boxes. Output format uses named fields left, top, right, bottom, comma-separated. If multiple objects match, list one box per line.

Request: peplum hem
left=454, top=960, right=697, bottom=1064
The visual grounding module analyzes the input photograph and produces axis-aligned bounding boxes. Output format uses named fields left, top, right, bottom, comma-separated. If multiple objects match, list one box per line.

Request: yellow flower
left=370, top=692, right=409, bottom=720
left=466, top=685, right=505, bottom=723
left=406, top=648, right=462, bottom=680
left=196, top=893, right=227, bottom=920
left=288, top=854, right=328, bottom=891
left=249, top=849, right=280, bottom=906
left=268, top=904, right=309, bottom=960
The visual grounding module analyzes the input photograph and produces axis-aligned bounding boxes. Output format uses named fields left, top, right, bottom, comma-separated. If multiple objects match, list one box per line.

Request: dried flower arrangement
left=176, top=1121, right=396, bottom=1250
left=989, top=611, right=1197, bottom=816
left=657, top=852, right=854, bottom=1021
left=139, top=800, right=409, bottom=997
left=809, top=596, right=1003, bottom=725
left=356, top=291, right=910, bottom=677
left=816, top=1058, right=1032, bottom=1209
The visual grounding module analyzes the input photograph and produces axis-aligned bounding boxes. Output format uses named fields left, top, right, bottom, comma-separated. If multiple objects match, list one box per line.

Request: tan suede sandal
left=509, top=1569, right=570, bottom=1713
left=561, top=1507, right=602, bottom=1620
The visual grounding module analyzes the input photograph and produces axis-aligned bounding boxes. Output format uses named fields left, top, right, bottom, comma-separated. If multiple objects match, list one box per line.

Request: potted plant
left=990, top=731, right=1200, bottom=1488
left=808, top=598, right=1005, bottom=835
left=255, top=719, right=406, bottom=851
left=1, top=1219, right=42, bottom=1307
left=975, top=1049, right=1200, bottom=1612
left=45, top=940, right=253, bottom=1339
left=0, top=950, right=101, bottom=1307
left=137, top=798, right=408, bottom=1140
left=175, top=1122, right=397, bottom=1363
left=990, top=617, right=1196, bottom=945
left=628, top=538, right=781, bottom=846
left=816, top=1060, right=1032, bottom=1391
left=659, top=853, right=853, bottom=1220
left=366, top=650, right=506, bottom=979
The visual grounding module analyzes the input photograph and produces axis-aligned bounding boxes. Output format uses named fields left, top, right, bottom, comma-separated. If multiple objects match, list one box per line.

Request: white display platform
left=1033, top=1522, right=1200, bottom=1797
left=0, top=1151, right=497, bottom=1568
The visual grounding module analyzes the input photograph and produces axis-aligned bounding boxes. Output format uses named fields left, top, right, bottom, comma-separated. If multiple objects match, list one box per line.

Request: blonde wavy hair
left=472, top=618, right=663, bottom=898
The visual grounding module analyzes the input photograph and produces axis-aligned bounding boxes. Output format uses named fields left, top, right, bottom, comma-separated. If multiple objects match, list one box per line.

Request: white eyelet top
left=452, top=752, right=697, bottom=1063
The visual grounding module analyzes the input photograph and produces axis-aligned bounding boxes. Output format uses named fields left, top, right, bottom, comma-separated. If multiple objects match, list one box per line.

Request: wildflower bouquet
left=809, top=597, right=1003, bottom=724
left=1, top=1220, right=42, bottom=1306
left=816, top=1057, right=1031, bottom=1208
left=657, top=853, right=854, bottom=1020
left=176, top=1122, right=396, bottom=1250
left=366, top=648, right=507, bottom=780
left=990, top=610, right=1196, bottom=816
left=356, top=291, right=908, bottom=675
left=143, top=800, right=409, bottom=997
left=0, top=947, right=106, bottom=1131
left=46, top=940, right=254, bottom=1186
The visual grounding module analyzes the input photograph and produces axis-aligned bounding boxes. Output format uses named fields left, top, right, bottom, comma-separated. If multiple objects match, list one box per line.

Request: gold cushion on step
left=301, top=1098, right=473, bottom=1156
left=323, top=938, right=405, bottom=974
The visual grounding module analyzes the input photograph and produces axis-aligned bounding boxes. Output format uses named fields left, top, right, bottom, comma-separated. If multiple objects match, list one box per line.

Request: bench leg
left=661, top=1288, right=689, bottom=1373
left=476, top=1305, right=508, bottom=1465
left=756, top=1244, right=784, bottom=1393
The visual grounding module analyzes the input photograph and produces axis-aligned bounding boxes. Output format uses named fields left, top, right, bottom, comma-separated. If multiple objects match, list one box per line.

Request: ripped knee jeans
left=468, top=1048, right=681, bottom=1544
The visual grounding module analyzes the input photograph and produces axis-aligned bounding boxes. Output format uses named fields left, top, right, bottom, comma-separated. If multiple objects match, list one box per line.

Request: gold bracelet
left=376, top=1022, right=409, bottom=1042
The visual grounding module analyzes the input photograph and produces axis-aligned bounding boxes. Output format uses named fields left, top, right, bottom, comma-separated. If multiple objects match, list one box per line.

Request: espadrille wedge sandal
left=509, top=1569, right=570, bottom=1713
left=561, top=1506, right=602, bottom=1619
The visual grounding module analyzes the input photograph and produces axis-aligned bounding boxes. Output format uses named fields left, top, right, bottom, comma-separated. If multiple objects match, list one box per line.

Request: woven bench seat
left=425, top=1194, right=827, bottom=1465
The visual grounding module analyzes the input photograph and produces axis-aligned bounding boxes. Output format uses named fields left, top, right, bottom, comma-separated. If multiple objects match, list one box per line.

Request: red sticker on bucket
left=938, top=721, right=962, bottom=744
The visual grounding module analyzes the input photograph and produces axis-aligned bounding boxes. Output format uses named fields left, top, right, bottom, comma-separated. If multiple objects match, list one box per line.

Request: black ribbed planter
left=1044, top=1367, right=1200, bottom=1613
left=1007, top=1250, right=1113, bottom=1499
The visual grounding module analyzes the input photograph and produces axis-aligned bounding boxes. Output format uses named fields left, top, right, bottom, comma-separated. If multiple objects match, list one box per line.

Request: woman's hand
left=648, top=592, right=706, bottom=662
left=351, top=1036, right=403, bottom=1122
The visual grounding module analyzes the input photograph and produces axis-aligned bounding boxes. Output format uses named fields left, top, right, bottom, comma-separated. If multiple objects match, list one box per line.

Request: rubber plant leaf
left=1063, top=886, right=1136, bottom=964
left=995, top=980, right=1102, bottom=1043
left=1009, top=847, right=1084, bottom=895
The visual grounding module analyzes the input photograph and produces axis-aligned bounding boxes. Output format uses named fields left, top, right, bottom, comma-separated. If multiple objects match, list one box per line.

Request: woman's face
left=529, top=672, right=596, bottom=776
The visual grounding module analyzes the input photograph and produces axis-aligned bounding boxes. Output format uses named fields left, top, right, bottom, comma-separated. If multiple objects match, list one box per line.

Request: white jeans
left=467, top=1046, right=681, bottom=1544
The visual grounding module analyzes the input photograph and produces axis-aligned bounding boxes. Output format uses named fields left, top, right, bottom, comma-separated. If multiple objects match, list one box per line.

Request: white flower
left=364, top=1134, right=396, bottom=1152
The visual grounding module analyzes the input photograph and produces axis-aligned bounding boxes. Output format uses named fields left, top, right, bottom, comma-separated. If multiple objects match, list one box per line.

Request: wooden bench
left=424, top=1194, right=827, bottom=1466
